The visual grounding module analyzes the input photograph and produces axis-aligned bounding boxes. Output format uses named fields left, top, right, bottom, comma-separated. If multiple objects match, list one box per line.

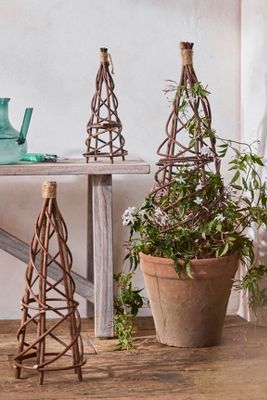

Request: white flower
left=122, top=207, right=137, bottom=226
left=124, top=206, right=136, bottom=215
left=224, top=185, right=238, bottom=199
left=176, top=176, right=185, bottom=184
left=215, top=213, right=225, bottom=222
left=122, top=216, right=135, bottom=226
left=200, top=147, right=212, bottom=157
left=195, top=183, right=203, bottom=191
left=154, top=207, right=163, bottom=217
left=154, top=207, right=169, bottom=227
left=194, top=196, right=203, bottom=205
left=224, top=185, right=233, bottom=195
left=225, top=186, right=233, bottom=193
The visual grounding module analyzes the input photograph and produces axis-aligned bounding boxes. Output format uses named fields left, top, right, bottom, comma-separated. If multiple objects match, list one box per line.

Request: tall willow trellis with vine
left=152, top=41, right=222, bottom=233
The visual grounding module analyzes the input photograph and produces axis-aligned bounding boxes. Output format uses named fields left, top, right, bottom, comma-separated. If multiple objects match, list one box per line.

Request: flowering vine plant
left=123, top=139, right=267, bottom=312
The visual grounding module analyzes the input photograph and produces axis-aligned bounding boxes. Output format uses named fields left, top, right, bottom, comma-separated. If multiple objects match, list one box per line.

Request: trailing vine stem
left=113, top=272, right=144, bottom=351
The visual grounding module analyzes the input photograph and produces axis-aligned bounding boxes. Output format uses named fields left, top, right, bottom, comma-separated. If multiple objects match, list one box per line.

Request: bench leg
left=86, top=176, right=94, bottom=317
left=92, top=174, right=114, bottom=337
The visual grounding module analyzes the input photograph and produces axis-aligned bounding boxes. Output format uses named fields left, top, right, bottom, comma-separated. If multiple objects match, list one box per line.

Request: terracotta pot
left=140, top=252, right=239, bottom=347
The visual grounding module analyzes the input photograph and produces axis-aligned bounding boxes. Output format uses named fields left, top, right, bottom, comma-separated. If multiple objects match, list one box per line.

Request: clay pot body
left=140, top=252, right=239, bottom=347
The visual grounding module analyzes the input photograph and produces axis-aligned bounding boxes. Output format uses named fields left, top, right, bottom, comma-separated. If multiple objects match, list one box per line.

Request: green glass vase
left=0, top=98, right=33, bottom=164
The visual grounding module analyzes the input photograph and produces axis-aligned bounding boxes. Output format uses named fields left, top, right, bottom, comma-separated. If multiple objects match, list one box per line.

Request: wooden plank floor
left=0, top=316, right=267, bottom=400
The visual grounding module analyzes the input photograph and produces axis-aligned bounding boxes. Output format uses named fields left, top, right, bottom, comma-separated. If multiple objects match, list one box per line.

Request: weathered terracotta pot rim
left=139, top=251, right=238, bottom=266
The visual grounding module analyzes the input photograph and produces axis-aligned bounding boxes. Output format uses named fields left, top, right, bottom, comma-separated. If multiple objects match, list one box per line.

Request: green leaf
left=231, top=170, right=240, bottom=184
left=189, top=138, right=196, bottom=147
left=242, top=246, right=250, bottom=257
left=242, top=177, right=248, bottom=190
left=216, top=222, right=222, bottom=232
left=173, top=259, right=181, bottom=276
left=177, top=99, right=187, bottom=111
left=220, top=242, right=229, bottom=257
left=185, top=260, right=193, bottom=279
left=251, top=155, right=264, bottom=166
left=218, top=143, right=229, bottom=158
left=231, top=184, right=242, bottom=190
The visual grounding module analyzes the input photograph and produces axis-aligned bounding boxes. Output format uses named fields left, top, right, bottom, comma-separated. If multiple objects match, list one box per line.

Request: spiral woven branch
left=84, top=47, right=127, bottom=163
left=152, top=42, right=221, bottom=233
left=13, top=181, right=86, bottom=385
left=156, top=42, right=220, bottom=184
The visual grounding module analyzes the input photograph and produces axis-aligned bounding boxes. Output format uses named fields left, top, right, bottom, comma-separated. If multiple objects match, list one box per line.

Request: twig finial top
left=179, top=41, right=194, bottom=66
left=42, top=181, right=57, bottom=199
left=100, top=47, right=109, bottom=64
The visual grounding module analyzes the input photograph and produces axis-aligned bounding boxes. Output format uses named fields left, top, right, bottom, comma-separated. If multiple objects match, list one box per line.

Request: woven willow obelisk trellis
left=153, top=42, right=221, bottom=231
left=13, top=181, right=86, bottom=385
left=84, top=47, right=127, bottom=163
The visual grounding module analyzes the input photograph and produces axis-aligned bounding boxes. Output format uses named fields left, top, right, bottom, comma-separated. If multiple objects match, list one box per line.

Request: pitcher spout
left=18, top=108, right=33, bottom=144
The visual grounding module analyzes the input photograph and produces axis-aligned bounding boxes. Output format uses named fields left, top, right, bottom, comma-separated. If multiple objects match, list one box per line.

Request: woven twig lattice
left=13, top=181, right=86, bottom=385
left=153, top=42, right=221, bottom=232
left=84, top=47, right=127, bottom=163
left=156, top=42, right=220, bottom=185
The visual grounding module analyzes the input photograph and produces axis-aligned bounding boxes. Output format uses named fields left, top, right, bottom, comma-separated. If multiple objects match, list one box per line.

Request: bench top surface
left=0, top=157, right=150, bottom=176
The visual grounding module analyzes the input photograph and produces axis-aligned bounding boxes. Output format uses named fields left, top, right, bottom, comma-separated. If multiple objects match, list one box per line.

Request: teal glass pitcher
left=0, top=98, right=33, bottom=164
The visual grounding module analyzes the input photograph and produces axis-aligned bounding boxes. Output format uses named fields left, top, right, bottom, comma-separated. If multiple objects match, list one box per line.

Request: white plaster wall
left=0, top=0, right=240, bottom=318
left=238, top=0, right=267, bottom=322
left=241, top=0, right=267, bottom=146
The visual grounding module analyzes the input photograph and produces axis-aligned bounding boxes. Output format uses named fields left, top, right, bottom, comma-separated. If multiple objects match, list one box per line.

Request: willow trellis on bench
left=84, top=47, right=127, bottom=163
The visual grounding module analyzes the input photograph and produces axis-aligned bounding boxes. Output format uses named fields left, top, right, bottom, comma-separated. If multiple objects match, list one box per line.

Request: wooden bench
left=0, top=157, right=150, bottom=337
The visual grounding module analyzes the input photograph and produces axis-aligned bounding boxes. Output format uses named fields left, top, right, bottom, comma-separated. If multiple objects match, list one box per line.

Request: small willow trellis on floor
left=152, top=42, right=221, bottom=232
left=13, top=181, right=86, bottom=385
left=84, top=47, right=127, bottom=163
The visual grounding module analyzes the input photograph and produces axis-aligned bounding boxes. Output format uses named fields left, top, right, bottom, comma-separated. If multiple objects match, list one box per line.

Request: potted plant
left=122, top=42, right=267, bottom=347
